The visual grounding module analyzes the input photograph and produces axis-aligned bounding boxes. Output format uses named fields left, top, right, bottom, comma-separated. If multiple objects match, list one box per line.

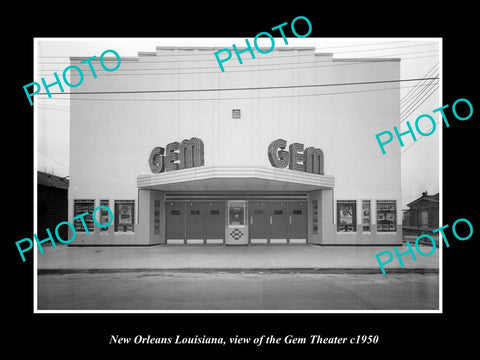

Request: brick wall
left=37, top=185, right=68, bottom=241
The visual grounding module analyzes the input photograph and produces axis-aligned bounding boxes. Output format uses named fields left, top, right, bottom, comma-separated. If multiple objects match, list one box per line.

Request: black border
left=7, top=5, right=479, bottom=356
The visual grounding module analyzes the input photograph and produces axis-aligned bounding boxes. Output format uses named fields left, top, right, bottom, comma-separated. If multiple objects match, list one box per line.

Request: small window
left=115, top=200, right=135, bottom=232
left=228, top=201, right=246, bottom=226
left=377, top=200, right=396, bottom=232
left=273, top=210, right=283, bottom=215
left=293, top=210, right=302, bottom=215
left=74, top=199, right=95, bottom=232
left=362, top=200, right=371, bottom=232
left=337, top=200, right=356, bottom=232
left=210, top=210, right=220, bottom=215
left=421, top=210, right=428, bottom=226
left=312, top=200, right=318, bottom=234
left=254, top=210, right=264, bottom=215
left=232, top=109, right=241, bottom=118
left=190, top=210, right=200, bottom=215
left=171, top=210, right=181, bottom=215
left=99, top=200, right=110, bottom=232
left=153, top=200, right=161, bottom=235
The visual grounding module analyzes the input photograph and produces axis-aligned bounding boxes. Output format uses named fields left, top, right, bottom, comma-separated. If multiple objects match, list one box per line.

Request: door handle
left=270, top=216, right=272, bottom=225
left=289, top=216, right=292, bottom=224
left=250, top=216, right=253, bottom=225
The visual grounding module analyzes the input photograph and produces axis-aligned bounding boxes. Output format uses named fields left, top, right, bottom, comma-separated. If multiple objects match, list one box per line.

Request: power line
left=36, top=102, right=70, bottom=108
left=37, top=42, right=440, bottom=65
left=400, top=62, right=438, bottom=105
left=36, top=54, right=440, bottom=79
left=401, top=81, right=439, bottom=122
left=400, top=66, right=438, bottom=106
left=400, top=84, right=440, bottom=154
left=35, top=40, right=439, bottom=59
left=35, top=77, right=438, bottom=97
left=35, top=81, right=438, bottom=103
left=32, top=82, right=437, bottom=104
left=37, top=53, right=316, bottom=64
left=37, top=106, right=70, bottom=113
left=399, top=63, right=440, bottom=124
left=400, top=121, right=437, bottom=154
left=401, top=73, right=439, bottom=117
left=37, top=149, right=69, bottom=170
left=36, top=82, right=440, bottom=150
left=312, top=40, right=438, bottom=49
left=328, top=43, right=438, bottom=54
left=36, top=49, right=439, bottom=74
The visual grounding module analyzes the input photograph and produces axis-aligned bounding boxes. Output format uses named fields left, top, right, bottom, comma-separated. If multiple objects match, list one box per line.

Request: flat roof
left=69, top=56, right=138, bottom=62
left=68, top=47, right=401, bottom=63
left=154, top=46, right=317, bottom=52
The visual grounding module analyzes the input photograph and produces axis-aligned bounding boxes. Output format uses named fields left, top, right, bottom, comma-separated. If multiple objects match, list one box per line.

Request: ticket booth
left=226, top=200, right=248, bottom=245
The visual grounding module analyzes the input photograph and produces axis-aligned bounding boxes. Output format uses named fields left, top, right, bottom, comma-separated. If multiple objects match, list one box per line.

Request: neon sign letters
left=268, top=139, right=324, bottom=175
left=148, top=137, right=205, bottom=174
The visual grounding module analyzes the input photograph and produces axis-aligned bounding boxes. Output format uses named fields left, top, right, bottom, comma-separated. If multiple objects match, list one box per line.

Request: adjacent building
left=37, top=171, right=69, bottom=240
left=403, top=191, right=439, bottom=235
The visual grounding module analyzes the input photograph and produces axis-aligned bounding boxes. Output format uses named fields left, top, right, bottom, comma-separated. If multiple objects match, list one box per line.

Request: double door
left=166, top=200, right=307, bottom=244
left=249, top=201, right=307, bottom=243
left=166, top=201, right=225, bottom=243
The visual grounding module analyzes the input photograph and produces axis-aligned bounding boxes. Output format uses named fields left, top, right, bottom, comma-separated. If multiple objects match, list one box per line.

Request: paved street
left=37, top=272, right=438, bottom=311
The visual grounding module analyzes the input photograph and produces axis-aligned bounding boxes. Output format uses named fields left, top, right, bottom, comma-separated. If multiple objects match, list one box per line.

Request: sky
left=34, top=37, right=441, bottom=210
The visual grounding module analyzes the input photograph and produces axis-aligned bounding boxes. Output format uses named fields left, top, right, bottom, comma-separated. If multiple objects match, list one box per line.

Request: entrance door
left=186, top=202, right=206, bottom=244
left=287, top=201, right=307, bottom=243
left=166, top=201, right=185, bottom=244
left=249, top=201, right=269, bottom=244
left=206, top=201, right=225, bottom=244
left=269, top=201, right=288, bottom=243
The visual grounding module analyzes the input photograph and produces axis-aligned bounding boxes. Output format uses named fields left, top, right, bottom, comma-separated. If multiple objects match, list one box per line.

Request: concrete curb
left=37, top=267, right=439, bottom=275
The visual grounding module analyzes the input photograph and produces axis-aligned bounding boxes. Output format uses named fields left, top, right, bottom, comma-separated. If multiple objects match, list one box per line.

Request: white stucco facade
left=68, top=46, right=401, bottom=246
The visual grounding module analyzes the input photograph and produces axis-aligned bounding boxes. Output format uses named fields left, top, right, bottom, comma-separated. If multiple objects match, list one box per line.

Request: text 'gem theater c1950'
left=67, top=46, right=402, bottom=246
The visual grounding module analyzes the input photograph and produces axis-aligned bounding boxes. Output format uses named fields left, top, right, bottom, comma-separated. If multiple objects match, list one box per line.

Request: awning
left=137, top=166, right=334, bottom=192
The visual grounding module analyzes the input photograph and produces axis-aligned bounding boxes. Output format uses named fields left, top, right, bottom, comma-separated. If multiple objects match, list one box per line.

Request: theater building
left=67, top=45, right=402, bottom=246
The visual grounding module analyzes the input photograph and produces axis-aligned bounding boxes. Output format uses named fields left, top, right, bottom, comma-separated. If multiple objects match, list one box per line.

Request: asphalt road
left=37, top=272, right=439, bottom=311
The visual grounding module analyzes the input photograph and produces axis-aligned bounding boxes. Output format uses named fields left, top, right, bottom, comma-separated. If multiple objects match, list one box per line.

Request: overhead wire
left=400, top=85, right=440, bottom=154
left=34, top=41, right=441, bottom=158
left=36, top=42, right=440, bottom=65
left=323, top=43, right=438, bottom=54
left=35, top=39, right=439, bottom=59
left=33, top=77, right=439, bottom=98
left=35, top=49, right=439, bottom=75
left=400, top=73, right=439, bottom=118
left=400, top=120, right=438, bottom=154
left=35, top=56, right=440, bottom=80
left=34, top=80, right=438, bottom=104
left=37, top=149, right=69, bottom=170
left=400, top=62, right=439, bottom=106
left=400, top=79, right=440, bottom=122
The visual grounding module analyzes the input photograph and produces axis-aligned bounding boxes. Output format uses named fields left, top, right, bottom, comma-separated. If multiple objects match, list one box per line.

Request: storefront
left=162, top=198, right=306, bottom=245
left=68, top=46, right=402, bottom=246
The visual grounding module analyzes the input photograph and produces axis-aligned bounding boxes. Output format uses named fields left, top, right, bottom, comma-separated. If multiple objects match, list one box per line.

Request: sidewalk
left=36, top=244, right=439, bottom=274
